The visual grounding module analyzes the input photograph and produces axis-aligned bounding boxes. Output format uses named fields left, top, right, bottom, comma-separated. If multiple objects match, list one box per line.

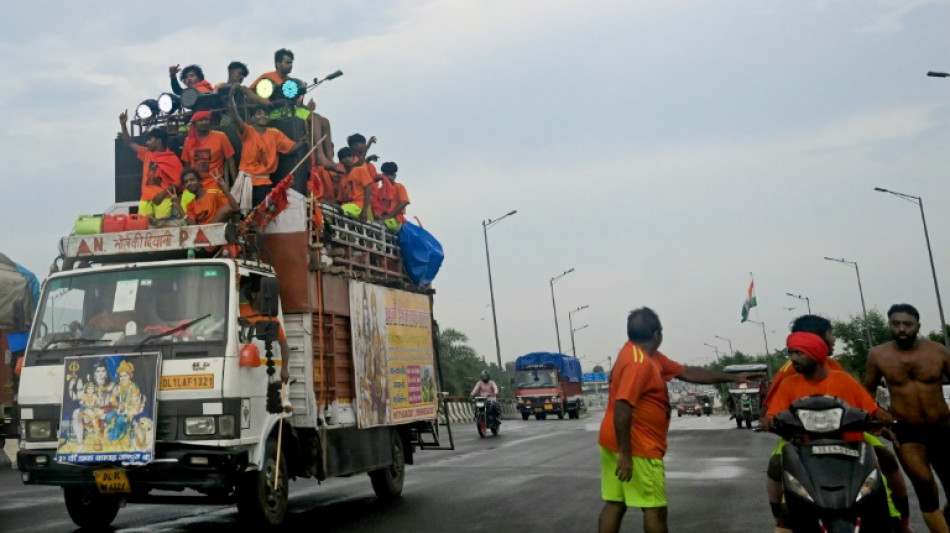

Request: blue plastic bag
left=398, top=222, right=444, bottom=285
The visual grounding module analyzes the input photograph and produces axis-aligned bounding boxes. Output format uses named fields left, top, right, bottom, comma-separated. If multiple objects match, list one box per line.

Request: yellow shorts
left=341, top=203, right=373, bottom=220
left=139, top=198, right=173, bottom=219
left=600, top=446, right=666, bottom=508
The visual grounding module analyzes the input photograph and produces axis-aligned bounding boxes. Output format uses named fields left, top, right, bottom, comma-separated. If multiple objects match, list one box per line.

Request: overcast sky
left=3, top=0, right=950, bottom=369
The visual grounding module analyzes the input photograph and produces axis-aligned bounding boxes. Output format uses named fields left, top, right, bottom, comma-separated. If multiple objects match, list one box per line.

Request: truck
left=0, top=253, right=38, bottom=447
left=16, top=105, right=452, bottom=529
left=514, top=352, right=585, bottom=420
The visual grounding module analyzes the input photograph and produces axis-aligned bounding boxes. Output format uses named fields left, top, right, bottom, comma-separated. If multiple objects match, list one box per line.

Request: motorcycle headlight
left=184, top=416, right=216, bottom=436
left=856, top=469, right=879, bottom=502
left=796, top=408, right=843, bottom=433
left=784, top=471, right=815, bottom=503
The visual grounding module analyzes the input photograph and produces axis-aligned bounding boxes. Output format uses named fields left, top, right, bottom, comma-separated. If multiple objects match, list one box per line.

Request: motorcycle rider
left=470, top=370, right=501, bottom=423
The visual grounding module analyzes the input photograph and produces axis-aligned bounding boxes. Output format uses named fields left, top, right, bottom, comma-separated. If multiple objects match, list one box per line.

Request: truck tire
left=369, top=430, right=405, bottom=500
left=521, top=412, right=529, bottom=421
left=63, top=486, right=120, bottom=529
left=236, top=437, right=288, bottom=528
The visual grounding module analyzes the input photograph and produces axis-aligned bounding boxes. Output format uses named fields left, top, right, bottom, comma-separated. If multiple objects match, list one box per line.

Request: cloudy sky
left=3, top=0, right=950, bottom=369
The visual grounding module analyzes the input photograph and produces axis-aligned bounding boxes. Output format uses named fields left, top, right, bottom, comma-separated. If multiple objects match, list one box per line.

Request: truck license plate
left=160, top=374, right=214, bottom=390
left=811, top=445, right=860, bottom=458
left=94, top=469, right=131, bottom=493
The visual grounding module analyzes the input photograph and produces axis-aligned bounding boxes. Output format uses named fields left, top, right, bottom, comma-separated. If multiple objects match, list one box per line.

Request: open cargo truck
left=16, top=107, right=451, bottom=528
left=514, top=352, right=585, bottom=420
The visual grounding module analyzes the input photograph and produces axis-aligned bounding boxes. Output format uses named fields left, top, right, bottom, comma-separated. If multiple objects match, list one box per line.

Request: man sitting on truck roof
left=168, top=64, right=213, bottom=96
left=170, top=168, right=238, bottom=225
left=118, top=111, right=184, bottom=219
left=337, top=146, right=373, bottom=221
left=378, top=161, right=409, bottom=232
left=227, top=85, right=308, bottom=211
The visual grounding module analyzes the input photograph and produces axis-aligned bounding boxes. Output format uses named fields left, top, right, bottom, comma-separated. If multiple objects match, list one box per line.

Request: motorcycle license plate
left=94, top=468, right=131, bottom=493
left=544, top=404, right=553, bottom=410
left=810, top=445, right=860, bottom=458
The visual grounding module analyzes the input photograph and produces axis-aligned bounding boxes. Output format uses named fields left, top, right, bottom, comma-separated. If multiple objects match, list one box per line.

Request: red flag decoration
left=239, top=174, right=294, bottom=235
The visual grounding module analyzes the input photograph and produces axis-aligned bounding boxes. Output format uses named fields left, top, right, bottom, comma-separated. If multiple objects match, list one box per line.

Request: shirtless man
left=866, top=303, right=950, bottom=533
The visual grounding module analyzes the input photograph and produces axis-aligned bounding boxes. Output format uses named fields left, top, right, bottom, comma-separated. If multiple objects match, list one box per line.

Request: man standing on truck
left=866, top=303, right=950, bottom=533
left=598, top=307, right=763, bottom=533
left=118, top=111, right=184, bottom=219
left=470, top=370, right=501, bottom=422
left=227, top=84, right=308, bottom=210
left=180, top=110, right=236, bottom=191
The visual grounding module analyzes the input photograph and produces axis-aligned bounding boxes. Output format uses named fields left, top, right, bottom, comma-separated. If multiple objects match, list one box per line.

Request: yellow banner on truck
left=349, top=280, right=437, bottom=428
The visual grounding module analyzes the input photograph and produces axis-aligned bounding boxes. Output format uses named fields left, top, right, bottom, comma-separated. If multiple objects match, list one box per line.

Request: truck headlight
left=184, top=416, right=216, bottom=436
left=218, top=415, right=236, bottom=438
left=27, top=421, right=52, bottom=440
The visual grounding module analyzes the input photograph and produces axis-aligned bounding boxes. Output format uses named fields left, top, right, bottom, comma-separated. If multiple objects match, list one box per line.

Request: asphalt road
left=0, top=412, right=934, bottom=532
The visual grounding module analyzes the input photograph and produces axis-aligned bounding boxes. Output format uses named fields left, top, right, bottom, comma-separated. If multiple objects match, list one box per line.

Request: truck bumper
left=17, top=445, right=249, bottom=491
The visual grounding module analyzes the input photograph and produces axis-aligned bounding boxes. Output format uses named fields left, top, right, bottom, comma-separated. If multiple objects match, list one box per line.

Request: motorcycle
left=770, top=395, right=891, bottom=533
left=473, top=396, right=500, bottom=438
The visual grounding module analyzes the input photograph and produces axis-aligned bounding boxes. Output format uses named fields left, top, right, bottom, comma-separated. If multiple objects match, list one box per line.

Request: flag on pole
left=741, top=280, right=757, bottom=322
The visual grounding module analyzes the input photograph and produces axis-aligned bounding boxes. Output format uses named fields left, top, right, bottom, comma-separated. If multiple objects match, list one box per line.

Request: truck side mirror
left=259, top=277, right=280, bottom=317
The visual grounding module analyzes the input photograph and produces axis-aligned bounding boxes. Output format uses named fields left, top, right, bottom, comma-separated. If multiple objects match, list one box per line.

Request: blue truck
left=514, top=352, right=585, bottom=420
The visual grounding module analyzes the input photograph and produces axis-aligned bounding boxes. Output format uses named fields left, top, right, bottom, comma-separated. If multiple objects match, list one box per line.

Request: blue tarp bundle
left=398, top=222, right=444, bottom=286
left=514, top=352, right=583, bottom=383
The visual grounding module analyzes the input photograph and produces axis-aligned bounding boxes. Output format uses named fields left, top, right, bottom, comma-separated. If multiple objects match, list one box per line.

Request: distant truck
left=514, top=352, right=585, bottom=420
left=0, top=253, right=39, bottom=447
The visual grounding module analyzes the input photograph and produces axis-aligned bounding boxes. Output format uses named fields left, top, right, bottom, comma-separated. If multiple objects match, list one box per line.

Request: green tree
left=832, top=309, right=890, bottom=380
left=437, top=328, right=486, bottom=397
left=592, top=365, right=604, bottom=373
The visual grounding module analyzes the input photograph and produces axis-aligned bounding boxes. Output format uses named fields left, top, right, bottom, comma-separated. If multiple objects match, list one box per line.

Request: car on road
left=677, top=395, right=702, bottom=417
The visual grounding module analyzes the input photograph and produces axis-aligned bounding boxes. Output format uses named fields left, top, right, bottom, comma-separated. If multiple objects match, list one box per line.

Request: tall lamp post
left=746, top=319, right=773, bottom=377
left=703, top=342, right=721, bottom=359
left=714, top=335, right=733, bottom=357
left=568, top=305, right=589, bottom=358
left=786, top=292, right=811, bottom=313
left=550, top=268, right=575, bottom=353
left=482, top=209, right=517, bottom=370
left=571, top=324, right=589, bottom=357
left=875, top=187, right=950, bottom=348
left=824, top=256, right=873, bottom=349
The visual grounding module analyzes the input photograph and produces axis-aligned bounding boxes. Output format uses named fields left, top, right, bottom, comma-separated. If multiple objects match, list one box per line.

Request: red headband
left=786, top=332, right=829, bottom=362
left=190, top=111, right=212, bottom=123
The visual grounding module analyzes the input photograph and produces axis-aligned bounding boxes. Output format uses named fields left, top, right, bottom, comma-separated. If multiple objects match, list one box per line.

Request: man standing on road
left=866, top=303, right=950, bottom=533
left=598, top=307, right=763, bottom=533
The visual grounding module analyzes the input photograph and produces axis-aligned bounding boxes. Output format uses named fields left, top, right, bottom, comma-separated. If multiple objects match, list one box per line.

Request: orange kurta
left=599, top=342, right=684, bottom=459
left=182, top=131, right=235, bottom=189
left=135, top=147, right=183, bottom=202
left=186, top=190, right=230, bottom=224
left=237, top=125, right=296, bottom=185
left=764, top=357, right=845, bottom=408
left=344, top=165, right=374, bottom=208
left=765, top=370, right=880, bottom=418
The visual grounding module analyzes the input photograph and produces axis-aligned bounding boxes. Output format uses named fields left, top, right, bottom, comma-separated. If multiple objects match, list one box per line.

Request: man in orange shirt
left=378, top=161, right=410, bottom=231
left=180, top=111, right=237, bottom=190
left=598, top=307, right=762, bottom=533
left=337, top=147, right=373, bottom=221
left=170, top=168, right=238, bottom=225
left=118, top=110, right=184, bottom=219
left=761, top=316, right=910, bottom=533
left=228, top=85, right=308, bottom=210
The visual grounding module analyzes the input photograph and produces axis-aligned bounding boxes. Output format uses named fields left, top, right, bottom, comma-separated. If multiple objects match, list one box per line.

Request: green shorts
left=600, top=446, right=667, bottom=508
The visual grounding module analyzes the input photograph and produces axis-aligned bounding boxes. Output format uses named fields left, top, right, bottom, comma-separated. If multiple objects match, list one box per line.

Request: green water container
left=73, top=215, right=104, bottom=235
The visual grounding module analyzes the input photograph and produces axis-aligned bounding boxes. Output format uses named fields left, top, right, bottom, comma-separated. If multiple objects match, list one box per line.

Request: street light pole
left=550, top=268, right=575, bottom=353
left=703, top=342, right=721, bottom=358
left=713, top=335, right=733, bottom=356
left=875, top=187, right=950, bottom=348
left=568, top=305, right=589, bottom=358
left=746, top=319, right=773, bottom=377
left=786, top=292, right=811, bottom=314
left=482, top=210, right=517, bottom=371
left=824, top=257, right=873, bottom=349
left=571, top=324, right=589, bottom=357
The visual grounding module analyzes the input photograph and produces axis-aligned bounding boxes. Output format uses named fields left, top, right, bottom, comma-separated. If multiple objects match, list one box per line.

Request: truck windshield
left=517, top=370, right=558, bottom=389
left=30, top=264, right=229, bottom=351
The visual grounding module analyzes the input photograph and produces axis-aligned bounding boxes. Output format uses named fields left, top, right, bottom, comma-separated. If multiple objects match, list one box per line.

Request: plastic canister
left=125, top=214, right=149, bottom=231
left=102, top=214, right=128, bottom=233
left=73, top=215, right=103, bottom=235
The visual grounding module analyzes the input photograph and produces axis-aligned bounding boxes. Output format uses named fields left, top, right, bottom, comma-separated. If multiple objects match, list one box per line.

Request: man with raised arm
left=867, top=303, right=950, bottom=533
left=598, top=307, right=763, bottom=533
left=118, top=111, right=183, bottom=219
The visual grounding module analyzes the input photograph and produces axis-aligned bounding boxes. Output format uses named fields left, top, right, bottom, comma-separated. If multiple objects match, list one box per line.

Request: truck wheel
left=521, top=412, right=529, bottom=421
left=63, top=487, right=120, bottom=529
left=236, top=437, right=288, bottom=528
left=369, top=431, right=405, bottom=500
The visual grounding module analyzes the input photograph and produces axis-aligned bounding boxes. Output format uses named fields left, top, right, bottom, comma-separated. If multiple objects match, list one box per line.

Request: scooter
left=473, top=396, right=500, bottom=438
left=771, top=395, right=891, bottom=533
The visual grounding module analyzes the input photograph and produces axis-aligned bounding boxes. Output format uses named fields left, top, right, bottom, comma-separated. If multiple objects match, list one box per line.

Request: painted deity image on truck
left=56, top=354, right=159, bottom=465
